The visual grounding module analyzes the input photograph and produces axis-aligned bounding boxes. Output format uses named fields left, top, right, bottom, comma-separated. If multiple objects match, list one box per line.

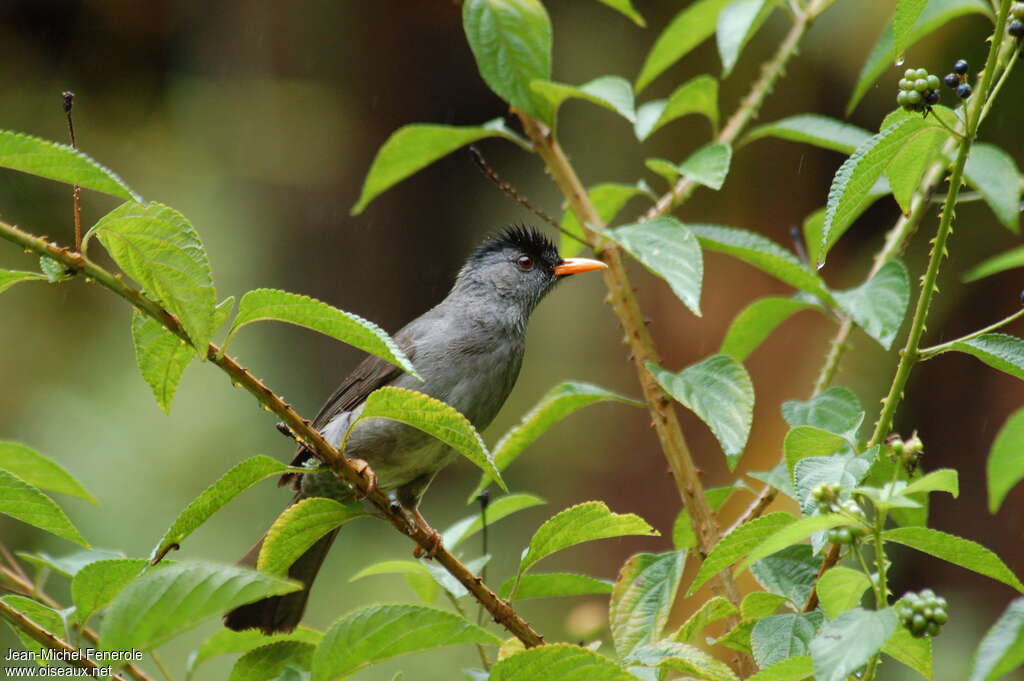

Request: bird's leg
left=410, top=507, right=443, bottom=559
left=275, top=421, right=296, bottom=440
left=346, top=457, right=378, bottom=499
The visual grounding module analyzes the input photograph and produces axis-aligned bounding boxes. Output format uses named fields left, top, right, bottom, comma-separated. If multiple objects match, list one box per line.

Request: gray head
left=451, top=226, right=606, bottom=328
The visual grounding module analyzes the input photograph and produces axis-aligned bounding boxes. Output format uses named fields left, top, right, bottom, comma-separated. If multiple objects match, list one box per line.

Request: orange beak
left=553, top=257, right=608, bottom=276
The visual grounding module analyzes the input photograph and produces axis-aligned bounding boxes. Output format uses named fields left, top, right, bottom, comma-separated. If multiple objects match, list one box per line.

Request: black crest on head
left=473, top=225, right=560, bottom=268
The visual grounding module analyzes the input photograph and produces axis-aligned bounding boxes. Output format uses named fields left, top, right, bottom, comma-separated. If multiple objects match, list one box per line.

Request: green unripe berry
left=911, top=614, right=927, bottom=633
left=920, top=588, right=935, bottom=599
left=904, top=68, right=916, bottom=79
left=912, top=78, right=928, bottom=91
left=927, top=74, right=941, bottom=90
left=936, top=596, right=948, bottom=609
left=1013, top=2, right=1024, bottom=19
left=926, top=620, right=940, bottom=637
left=933, top=608, right=948, bottom=624
left=906, top=90, right=923, bottom=105
left=898, top=78, right=911, bottom=89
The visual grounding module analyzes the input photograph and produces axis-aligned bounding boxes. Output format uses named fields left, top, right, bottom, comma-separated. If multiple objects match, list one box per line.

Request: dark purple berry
left=957, top=83, right=972, bottom=99
left=943, top=73, right=959, bottom=88
left=925, top=90, right=940, bottom=105
left=1010, top=20, right=1024, bottom=38
left=953, top=59, right=968, bottom=75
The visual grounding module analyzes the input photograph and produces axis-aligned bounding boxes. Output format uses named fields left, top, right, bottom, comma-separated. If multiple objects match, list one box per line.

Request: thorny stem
left=0, top=220, right=545, bottom=650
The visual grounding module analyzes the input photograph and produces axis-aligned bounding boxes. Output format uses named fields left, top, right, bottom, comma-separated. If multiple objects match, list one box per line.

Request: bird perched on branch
left=225, top=226, right=606, bottom=633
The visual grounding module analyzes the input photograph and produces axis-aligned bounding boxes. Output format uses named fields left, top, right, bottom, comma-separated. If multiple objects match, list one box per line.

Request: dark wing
left=280, top=329, right=417, bottom=487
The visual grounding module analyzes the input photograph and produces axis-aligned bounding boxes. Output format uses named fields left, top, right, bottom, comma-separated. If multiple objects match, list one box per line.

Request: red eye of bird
left=517, top=255, right=534, bottom=270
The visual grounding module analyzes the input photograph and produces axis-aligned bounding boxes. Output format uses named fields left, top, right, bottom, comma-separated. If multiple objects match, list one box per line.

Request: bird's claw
left=347, top=458, right=378, bottom=499
left=410, top=508, right=443, bottom=559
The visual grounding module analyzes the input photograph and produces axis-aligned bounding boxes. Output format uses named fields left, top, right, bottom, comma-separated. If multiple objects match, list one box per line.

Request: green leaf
left=471, top=381, right=640, bottom=499
left=902, top=467, right=958, bottom=498
left=131, top=311, right=196, bottom=413
left=447, top=493, right=545, bottom=546
left=969, top=597, right=1024, bottom=681
left=421, top=555, right=490, bottom=600
left=498, top=572, right=613, bottom=600
left=0, top=441, right=95, bottom=503
left=746, top=656, right=814, bottom=681
left=882, top=626, right=932, bottom=679
left=793, top=451, right=876, bottom=517
left=736, top=514, right=848, bottom=574
left=720, top=297, right=819, bottom=362
left=687, top=512, right=795, bottom=596
left=1, top=595, right=66, bottom=663
left=810, top=608, right=898, bottom=681
left=803, top=178, right=891, bottom=265
left=647, top=354, right=754, bottom=466
left=258, top=498, right=367, bottom=576
left=886, top=126, right=949, bottom=215
left=594, top=0, right=646, bottom=26
left=673, top=596, right=738, bottom=643
left=15, top=549, right=121, bottom=579
left=847, top=0, right=992, bottom=114
left=893, top=0, right=929, bottom=57
left=741, top=115, right=872, bottom=155
left=949, top=333, right=1024, bottom=381
left=635, top=75, right=719, bottom=141
left=687, top=224, right=832, bottom=301
left=38, top=256, right=71, bottom=283
left=0, top=269, right=46, bottom=295
left=151, top=455, right=290, bottom=561
left=0, top=470, right=90, bottom=547
left=673, top=486, right=743, bottom=549
left=349, top=560, right=439, bottom=604
left=817, top=566, right=871, bottom=619
left=312, top=604, right=500, bottom=681
left=624, top=640, right=739, bottom=681
left=610, top=550, right=686, bottom=657
left=99, top=561, right=301, bottom=652
left=963, top=246, right=1024, bottom=283
left=223, top=288, right=418, bottom=377
left=603, top=217, right=704, bottom=315
left=491, top=643, right=638, bottom=681
left=988, top=409, right=1024, bottom=513
left=229, top=641, right=315, bottom=681
left=716, top=0, right=777, bottom=78
left=750, top=545, right=821, bottom=607
left=882, top=526, right=1024, bottom=592
left=965, top=143, right=1022, bottom=234
left=635, top=0, right=732, bottom=92
left=90, top=201, right=217, bottom=352
left=560, top=182, right=646, bottom=257
left=784, top=426, right=849, bottom=479
left=352, top=122, right=522, bottom=214
left=752, top=613, right=821, bottom=668
left=833, top=259, right=911, bottom=350
left=355, top=386, right=504, bottom=490
left=520, top=501, right=657, bottom=574
left=678, top=143, right=733, bottom=191
left=782, top=386, right=864, bottom=438
left=188, top=627, right=322, bottom=680
left=531, top=76, right=636, bottom=126
left=71, top=558, right=148, bottom=625
left=462, top=0, right=552, bottom=122
left=0, top=129, right=139, bottom=200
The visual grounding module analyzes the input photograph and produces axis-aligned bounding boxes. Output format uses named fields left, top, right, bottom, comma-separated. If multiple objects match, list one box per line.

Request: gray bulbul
left=225, top=226, right=606, bottom=633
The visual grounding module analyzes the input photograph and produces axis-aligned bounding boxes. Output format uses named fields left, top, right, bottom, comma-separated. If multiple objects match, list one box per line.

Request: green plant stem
left=919, top=307, right=1024, bottom=359
left=979, top=42, right=1020, bottom=125
left=0, top=220, right=546, bottom=650
left=150, top=651, right=175, bottom=681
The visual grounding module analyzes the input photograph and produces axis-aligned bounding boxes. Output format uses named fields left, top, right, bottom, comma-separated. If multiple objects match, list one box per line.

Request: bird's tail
left=223, top=524, right=340, bottom=634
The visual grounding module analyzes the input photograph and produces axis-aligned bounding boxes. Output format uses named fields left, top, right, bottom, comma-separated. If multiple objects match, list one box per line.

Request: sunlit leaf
left=71, top=558, right=148, bottom=625
left=258, top=498, right=367, bottom=576
left=0, top=441, right=95, bottom=503
left=893, top=0, right=929, bottom=57
left=736, top=514, right=848, bottom=573
left=188, top=627, right=322, bottom=679
left=817, top=566, right=871, bottom=619
left=531, top=76, right=636, bottom=126
left=687, top=512, right=795, bottom=596
left=809, top=608, right=898, bottom=681
left=673, top=596, right=738, bottom=643
left=490, top=643, right=638, bottom=681
left=746, top=656, right=814, bottom=681
left=635, top=75, right=719, bottom=140
left=883, top=526, right=1024, bottom=592
left=751, top=612, right=822, bottom=668
left=0, top=470, right=90, bottom=547
left=229, top=641, right=315, bottom=681
left=610, top=550, right=686, bottom=657
left=498, top=572, right=613, bottom=600
left=0, top=269, right=46, bottom=295
left=624, top=640, right=739, bottom=681
left=636, top=0, right=731, bottom=92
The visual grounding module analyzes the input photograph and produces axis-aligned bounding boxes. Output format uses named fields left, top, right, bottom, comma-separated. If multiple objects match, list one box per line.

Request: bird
left=224, top=226, right=607, bottom=634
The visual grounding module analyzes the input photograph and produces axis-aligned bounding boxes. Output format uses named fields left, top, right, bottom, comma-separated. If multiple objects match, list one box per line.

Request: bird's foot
left=347, top=458, right=378, bottom=499
left=410, top=508, right=443, bottom=559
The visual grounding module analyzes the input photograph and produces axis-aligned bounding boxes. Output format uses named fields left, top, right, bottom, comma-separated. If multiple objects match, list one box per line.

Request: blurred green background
left=1, top=1, right=1022, bottom=679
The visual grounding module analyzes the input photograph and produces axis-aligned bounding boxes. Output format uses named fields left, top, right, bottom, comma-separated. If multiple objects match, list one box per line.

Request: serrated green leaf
left=560, top=182, right=646, bottom=257
left=624, top=640, right=739, bottom=681
left=950, top=333, right=1024, bottom=381
left=817, top=566, right=871, bottom=619
left=131, top=311, right=196, bottom=413
left=531, top=76, right=636, bottom=126
left=463, top=0, right=552, bottom=122
left=15, top=549, right=122, bottom=579
left=647, top=355, right=753, bottom=466
left=491, top=643, right=638, bottom=681
left=498, top=572, right=613, bottom=600
left=610, top=550, right=686, bottom=657
left=887, top=126, right=948, bottom=215
left=784, top=426, right=849, bottom=479
left=0, top=129, right=139, bottom=200
left=688, top=223, right=832, bottom=301
left=968, top=597, right=1024, bottom=681
left=520, top=501, right=657, bottom=575
left=810, top=608, right=898, bottom=681
left=673, top=596, right=738, bottom=643
left=963, top=246, right=1024, bottom=283
left=151, top=455, right=290, bottom=561
left=736, top=514, right=848, bottom=574
left=793, top=450, right=876, bottom=517
left=99, top=561, right=301, bottom=652
left=355, top=386, right=504, bottom=490
left=833, top=259, right=910, bottom=349
left=229, top=641, right=315, bottom=681
left=448, top=493, right=545, bottom=546
left=988, top=409, right=1024, bottom=514
left=0, top=470, right=90, bottom=547
left=0, top=441, right=95, bottom=503
left=594, top=0, right=646, bottom=25
left=312, top=604, right=500, bottom=681
left=803, top=178, right=891, bottom=265
left=741, top=115, right=872, bottom=155
left=746, top=656, right=814, bottom=681
left=749, top=462, right=797, bottom=500
left=743, top=591, right=790, bottom=619
left=883, top=526, right=1024, bottom=592
left=882, top=626, right=932, bottom=679
left=349, top=560, right=439, bottom=604
left=259, top=498, right=367, bottom=576
left=471, top=381, right=639, bottom=499
left=894, top=0, right=929, bottom=56
left=603, top=218, right=704, bottom=315
left=679, top=143, right=733, bottom=191
left=635, top=0, right=732, bottom=92
left=71, top=558, right=148, bottom=625
left=672, top=486, right=741, bottom=550
left=1, top=595, right=66, bottom=664
left=635, top=75, right=719, bottom=141
left=421, top=555, right=490, bottom=600
left=964, top=143, right=1021, bottom=234
left=720, top=296, right=819, bottom=361
left=902, top=468, right=958, bottom=498
left=752, top=613, right=822, bottom=668
left=847, top=0, right=992, bottom=114
left=687, top=512, right=795, bottom=596
left=38, top=257, right=71, bottom=283
left=751, top=545, right=822, bottom=607
left=223, top=288, right=418, bottom=377
left=782, top=386, right=864, bottom=438
left=89, top=201, right=217, bottom=352
left=0, top=269, right=46, bottom=295
left=188, top=627, right=322, bottom=679
left=717, top=0, right=777, bottom=78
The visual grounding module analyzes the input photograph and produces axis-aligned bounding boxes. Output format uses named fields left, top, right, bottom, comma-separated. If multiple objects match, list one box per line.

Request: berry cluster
left=897, top=68, right=941, bottom=111
left=897, top=589, right=949, bottom=638
left=941, top=59, right=972, bottom=100
left=811, top=484, right=868, bottom=545
left=1010, top=3, right=1024, bottom=38
left=887, top=431, right=924, bottom=474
